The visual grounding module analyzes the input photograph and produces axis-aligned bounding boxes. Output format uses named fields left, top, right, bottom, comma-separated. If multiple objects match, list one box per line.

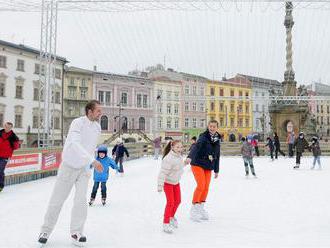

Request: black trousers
left=275, top=147, right=286, bottom=159
left=91, top=181, right=107, bottom=199
left=0, top=158, right=9, bottom=189
left=296, top=152, right=302, bottom=165
left=288, top=144, right=294, bottom=157
left=254, top=146, right=260, bottom=157
left=116, top=157, right=124, bottom=173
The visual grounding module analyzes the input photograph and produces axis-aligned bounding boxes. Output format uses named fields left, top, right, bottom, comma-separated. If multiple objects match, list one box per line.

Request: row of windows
left=158, top=117, right=181, bottom=129
left=210, top=87, right=250, bottom=97
left=100, top=115, right=146, bottom=131
left=209, top=116, right=250, bottom=128
left=317, top=105, right=330, bottom=114
left=184, top=102, right=205, bottom=112
left=68, top=87, right=88, bottom=100
left=0, top=55, right=62, bottom=79
left=157, top=90, right=180, bottom=100
left=184, top=118, right=206, bottom=129
left=158, top=103, right=180, bottom=114
left=69, top=77, right=89, bottom=87
left=98, top=91, right=149, bottom=108
left=316, top=116, right=330, bottom=125
left=184, top=86, right=205, bottom=96
left=210, top=102, right=250, bottom=113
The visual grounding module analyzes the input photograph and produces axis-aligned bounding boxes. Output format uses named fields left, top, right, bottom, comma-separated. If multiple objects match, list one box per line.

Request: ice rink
left=1, top=156, right=329, bottom=248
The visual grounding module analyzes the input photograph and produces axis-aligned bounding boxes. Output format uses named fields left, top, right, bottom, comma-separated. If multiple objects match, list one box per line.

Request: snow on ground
left=1, top=155, right=330, bottom=248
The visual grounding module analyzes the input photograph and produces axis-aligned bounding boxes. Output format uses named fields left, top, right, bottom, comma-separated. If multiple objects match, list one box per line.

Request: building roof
left=94, top=71, right=153, bottom=83
left=0, top=39, right=67, bottom=63
left=227, top=75, right=252, bottom=87
left=308, top=82, right=330, bottom=95
left=65, top=66, right=94, bottom=74
left=237, top=74, right=281, bottom=88
left=179, top=72, right=208, bottom=81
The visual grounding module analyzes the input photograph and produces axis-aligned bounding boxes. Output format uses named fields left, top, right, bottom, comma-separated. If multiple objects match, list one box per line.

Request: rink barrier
left=4, top=142, right=329, bottom=186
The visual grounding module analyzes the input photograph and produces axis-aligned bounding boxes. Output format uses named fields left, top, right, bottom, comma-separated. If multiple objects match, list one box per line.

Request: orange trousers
left=191, top=165, right=212, bottom=204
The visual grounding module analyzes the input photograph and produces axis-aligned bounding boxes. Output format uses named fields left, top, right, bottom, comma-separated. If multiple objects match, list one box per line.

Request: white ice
left=0, top=156, right=330, bottom=248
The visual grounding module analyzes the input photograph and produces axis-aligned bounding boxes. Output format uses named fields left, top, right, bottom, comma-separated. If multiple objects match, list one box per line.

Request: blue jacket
left=93, top=156, right=119, bottom=182
left=112, top=144, right=129, bottom=158
left=188, top=130, right=221, bottom=173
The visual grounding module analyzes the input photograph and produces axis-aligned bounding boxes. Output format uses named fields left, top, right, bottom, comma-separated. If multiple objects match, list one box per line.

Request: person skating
left=38, top=100, right=104, bottom=246
left=274, top=132, right=286, bottom=159
left=265, top=137, right=275, bottom=161
left=157, top=140, right=187, bottom=234
left=293, top=132, right=309, bottom=169
left=153, top=136, right=162, bottom=160
left=287, top=131, right=295, bottom=158
left=251, top=138, right=260, bottom=157
left=310, top=136, right=322, bottom=170
left=189, top=136, right=197, bottom=152
left=0, top=122, right=20, bottom=192
left=241, top=137, right=256, bottom=177
left=185, top=120, right=220, bottom=222
left=89, top=145, right=119, bottom=206
left=112, top=138, right=129, bottom=176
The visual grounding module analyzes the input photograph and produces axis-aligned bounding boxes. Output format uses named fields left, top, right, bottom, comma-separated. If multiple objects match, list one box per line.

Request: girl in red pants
left=157, top=140, right=187, bottom=234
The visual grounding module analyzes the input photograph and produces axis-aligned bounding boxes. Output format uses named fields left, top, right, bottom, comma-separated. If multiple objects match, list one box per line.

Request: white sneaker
left=170, top=217, right=178, bottom=228
left=199, top=203, right=209, bottom=220
left=163, top=223, right=173, bottom=234
left=190, top=204, right=202, bottom=222
left=71, top=233, right=87, bottom=247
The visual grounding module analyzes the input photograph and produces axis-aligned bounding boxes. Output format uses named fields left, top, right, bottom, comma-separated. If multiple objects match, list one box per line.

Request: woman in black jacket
left=186, top=120, right=220, bottom=222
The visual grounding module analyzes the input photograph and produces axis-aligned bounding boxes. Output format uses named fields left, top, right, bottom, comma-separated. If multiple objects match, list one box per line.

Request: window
left=34, top=64, right=40, bottom=74
left=219, top=118, right=224, bottom=127
left=158, top=118, right=162, bottom=129
left=100, top=116, right=108, bottom=130
left=199, top=103, right=204, bottom=112
left=185, top=86, right=190, bottom=95
left=230, top=103, right=235, bottom=113
left=327, top=106, right=330, bottom=114
left=192, top=102, right=197, bottom=111
left=246, top=104, right=250, bottom=113
left=174, top=118, right=179, bottom=129
left=256, top=104, right=259, bottom=112
left=321, top=117, right=324, bottom=125
left=210, top=102, right=215, bottom=111
left=317, top=105, right=319, bottom=113
left=0, top=83, right=5, bottom=97
left=143, top=95, right=148, bottom=108
left=192, top=86, right=197, bottom=95
left=0, top=105, right=4, bottom=127
left=210, top=87, right=215, bottom=96
left=262, top=105, right=265, bottom=112
left=17, top=59, right=24, bottom=71
left=246, top=92, right=249, bottom=98
left=174, top=104, right=179, bottom=115
left=98, top=91, right=104, bottom=103
left=255, top=91, right=259, bottom=97
left=81, top=78, right=87, bottom=87
left=139, top=117, right=145, bottom=130
left=41, top=65, right=45, bottom=75
left=0, top=113, right=3, bottom=127
left=167, top=118, right=171, bottom=129
left=327, top=117, right=330, bottom=125
left=33, top=115, right=38, bottom=128
left=200, top=119, right=205, bottom=128
left=54, top=117, right=60, bottom=129
left=158, top=103, right=162, bottom=113
left=238, top=118, right=243, bottom=127
left=245, top=118, right=250, bottom=127
left=0, top=56, right=6, bottom=68
left=200, top=87, right=204, bottom=96
left=192, top=118, right=197, bottom=128
left=185, top=102, right=189, bottom=111
left=157, top=90, right=163, bottom=98
left=166, top=91, right=171, bottom=99
left=81, top=89, right=87, bottom=100
left=230, top=90, right=234, bottom=97
left=121, top=92, right=128, bottom=106
left=167, top=104, right=171, bottom=114
left=55, top=92, right=61, bottom=104
left=220, top=88, right=224, bottom=96
left=55, top=69, right=61, bottom=79
left=239, top=91, right=243, bottom=97
left=230, top=118, right=235, bottom=127
left=16, top=85, right=23, bottom=99
left=238, top=104, right=243, bottom=113
left=219, top=102, right=224, bottom=112
left=137, top=94, right=142, bottom=108
left=69, top=88, right=76, bottom=98
left=105, top=92, right=111, bottom=105
left=174, top=91, right=179, bottom=100
left=15, top=114, right=23, bottom=128
left=256, top=120, right=259, bottom=129
left=70, top=78, right=75, bottom=86
left=185, top=118, right=189, bottom=128
left=321, top=105, right=324, bottom=113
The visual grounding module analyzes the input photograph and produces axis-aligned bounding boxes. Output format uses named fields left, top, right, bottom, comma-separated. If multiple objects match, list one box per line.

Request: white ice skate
left=71, top=233, right=87, bottom=247
left=170, top=217, right=178, bottom=228
left=163, top=223, right=173, bottom=234
left=190, top=204, right=202, bottom=222
left=199, top=203, right=209, bottom=220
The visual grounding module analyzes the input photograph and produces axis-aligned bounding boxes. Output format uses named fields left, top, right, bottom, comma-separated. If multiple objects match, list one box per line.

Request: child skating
left=157, top=140, right=187, bottom=234
left=265, top=137, right=275, bottom=161
left=293, top=132, right=309, bottom=169
left=112, top=138, right=129, bottom=176
left=310, top=136, right=322, bottom=170
left=89, top=145, right=119, bottom=206
left=241, top=137, right=256, bottom=178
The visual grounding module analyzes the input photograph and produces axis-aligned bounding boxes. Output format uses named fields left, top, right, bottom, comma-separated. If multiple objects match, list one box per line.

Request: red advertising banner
left=41, top=152, right=62, bottom=171
left=5, top=153, right=42, bottom=176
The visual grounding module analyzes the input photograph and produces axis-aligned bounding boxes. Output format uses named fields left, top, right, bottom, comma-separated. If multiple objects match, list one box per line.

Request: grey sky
left=0, top=2, right=330, bottom=84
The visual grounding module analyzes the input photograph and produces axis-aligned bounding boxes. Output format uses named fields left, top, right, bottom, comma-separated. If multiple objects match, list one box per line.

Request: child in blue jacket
left=89, top=145, right=119, bottom=206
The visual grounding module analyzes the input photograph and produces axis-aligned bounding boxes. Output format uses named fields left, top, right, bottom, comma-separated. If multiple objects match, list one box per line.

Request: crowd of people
left=0, top=100, right=325, bottom=246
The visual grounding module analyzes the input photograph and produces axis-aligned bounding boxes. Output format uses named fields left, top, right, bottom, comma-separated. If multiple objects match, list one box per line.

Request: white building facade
left=0, top=40, right=67, bottom=147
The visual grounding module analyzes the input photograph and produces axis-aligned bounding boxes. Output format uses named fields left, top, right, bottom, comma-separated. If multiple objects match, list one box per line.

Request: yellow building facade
left=207, top=75, right=253, bottom=141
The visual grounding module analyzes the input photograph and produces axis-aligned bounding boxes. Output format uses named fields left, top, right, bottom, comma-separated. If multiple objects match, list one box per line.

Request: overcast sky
left=0, top=2, right=330, bottom=85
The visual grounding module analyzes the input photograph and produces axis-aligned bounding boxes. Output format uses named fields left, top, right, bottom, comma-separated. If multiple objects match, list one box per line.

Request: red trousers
left=163, top=183, right=181, bottom=224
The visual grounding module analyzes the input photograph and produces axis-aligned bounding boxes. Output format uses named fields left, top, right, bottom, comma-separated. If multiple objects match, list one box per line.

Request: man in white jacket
left=38, top=100, right=103, bottom=246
